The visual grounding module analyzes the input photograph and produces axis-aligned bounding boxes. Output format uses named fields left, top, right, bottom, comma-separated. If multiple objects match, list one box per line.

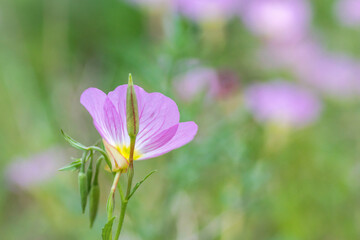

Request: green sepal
left=60, top=130, right=112, bottom=171
left=102, top=217, right=115, bottom=240
left=61, top=129, right=88, bottom=151
left=89, top=184, right=100, bottom=228
left=126, top=74, right=139, bottom=138
left=78, top=172, right=88, bottom=213
left=58, top=158, right=82, bottom=171
left=128, top=170, right=157, bottom=199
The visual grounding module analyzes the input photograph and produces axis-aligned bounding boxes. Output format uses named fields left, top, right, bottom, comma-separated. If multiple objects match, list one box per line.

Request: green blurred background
left=1, top=0, right=360, bottom=239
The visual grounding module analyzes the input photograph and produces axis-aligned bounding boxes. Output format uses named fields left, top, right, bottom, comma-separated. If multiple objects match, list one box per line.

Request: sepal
left=126, top=74, right=139, bottom=138
left=61, top=129, right=88, bottom=151
left=58, top=158, right=81, bottom=171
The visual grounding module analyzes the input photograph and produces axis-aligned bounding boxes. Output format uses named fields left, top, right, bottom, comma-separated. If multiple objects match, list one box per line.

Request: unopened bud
left=89, top=184, right=100, bottom=228
left=126, top=74, right=139, bottom=138
left=78, top=172, right=88, bottom=213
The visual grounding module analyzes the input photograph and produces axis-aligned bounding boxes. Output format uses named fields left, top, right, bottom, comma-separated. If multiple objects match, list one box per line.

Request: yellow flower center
left=116, top=145, right=142, bottom=160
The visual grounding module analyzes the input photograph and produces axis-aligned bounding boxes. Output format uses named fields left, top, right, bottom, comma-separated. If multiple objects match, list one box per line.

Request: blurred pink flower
left=241, top=0, right=311, bottom=43
left=257, top=39, right=360, bottom=99
left=175, top=0, right=241, bottom=23
left=81, top=85, right=198, bottom=171
left=6, top=147, right=66, bottom=189
left=244, top=81, right=322, bottom=128
left=297, top=54, right=360, bottom=99
left=334, top=0, right=360, bottom=26
left=173, top=67, right=240, bottom=102
left=174, top=67, right=220, bottom=102
left=257, top=40, right=323, bottom=71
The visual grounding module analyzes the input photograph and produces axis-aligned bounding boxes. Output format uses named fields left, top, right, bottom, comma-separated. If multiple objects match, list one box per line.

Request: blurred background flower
left=5, top=147, right=66, bottom=190
left=244, top=81, right=321, bottom=129
left=241, top=0, right=311, bottom=43
left=334, top=0, right=360, bottom=27
left=175, top=0, right=241, bottom=23
left=1, top=0, right=360, bottom=239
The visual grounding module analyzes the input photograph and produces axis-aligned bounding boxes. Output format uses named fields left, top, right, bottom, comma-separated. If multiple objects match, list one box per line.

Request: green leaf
left=128, top=170, right=157, bottom=199
left=58, top=158, right=82, bottom=171
left=61, top=129, right=89, bottom=151
left=102, top=217, right=115, bottom=240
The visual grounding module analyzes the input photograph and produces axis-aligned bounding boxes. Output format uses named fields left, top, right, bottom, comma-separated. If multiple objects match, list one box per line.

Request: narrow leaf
left=58, top=158, right=82, bottom=171
left=61, top=129, right=89, bottom=151
left=128, top=170, right=157, bottom=199
left=102, top=217, right=115, bottom=240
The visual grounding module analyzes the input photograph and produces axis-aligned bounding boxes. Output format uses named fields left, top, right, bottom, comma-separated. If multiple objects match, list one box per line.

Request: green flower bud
left=89, top=184, right=100, bottom=228
left=78, top=172, right=88, bottom=213
left=126, top=74, right=139, bottom=138
left=86, top=156, right=93, bottom=192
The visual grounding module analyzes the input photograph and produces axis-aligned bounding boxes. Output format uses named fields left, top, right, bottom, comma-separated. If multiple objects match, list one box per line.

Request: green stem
left=115, top=137, right=136, bottom=240
left=108, top=171, right=121, bottom=220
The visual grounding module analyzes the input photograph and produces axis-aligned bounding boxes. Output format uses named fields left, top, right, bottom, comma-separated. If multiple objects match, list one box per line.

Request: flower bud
left=126, top=74, right=139, bottom=138
left=78, top=172, right=88, bottom=213
left=89, top=184, right=100, bottom=228
left=86, top=156, right=93, bottom=192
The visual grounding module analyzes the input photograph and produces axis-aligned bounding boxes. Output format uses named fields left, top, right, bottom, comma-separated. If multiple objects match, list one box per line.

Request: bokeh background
left=1, top=0, right=360, bottom=239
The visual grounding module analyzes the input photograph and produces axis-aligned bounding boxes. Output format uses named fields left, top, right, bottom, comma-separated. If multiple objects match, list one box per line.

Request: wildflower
left=174, top=67, right=220, bottom=102
left=175, top=0, right=241, bottom=23
left=244, top=81, right=321, bottom=129
left=173, top=66, right=240, bottom=102
left=80, top=84, right=198, bottom=172
left=334, top=0, right=360, bottom=27
left=241, top=0, right=311, bottom=43
left=6, top=147, right=66, bottom=189
left=297, top=54, right=360, bottom=99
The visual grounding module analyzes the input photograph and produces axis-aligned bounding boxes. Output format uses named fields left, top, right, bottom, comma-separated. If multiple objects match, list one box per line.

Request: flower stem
left=115, top=137, right=136, bottom=239
left=107, top=171, right=121, bottom=221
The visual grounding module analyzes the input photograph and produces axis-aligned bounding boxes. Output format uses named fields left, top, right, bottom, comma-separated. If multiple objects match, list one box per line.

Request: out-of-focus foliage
left=1, top=0, right=360, bottom=239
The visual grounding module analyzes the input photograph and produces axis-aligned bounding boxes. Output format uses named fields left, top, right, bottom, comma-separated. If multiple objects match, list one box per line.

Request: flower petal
left=137, top=124, right=179, bottom=153
left=136, top=92, right=180, bottom=148
left=80, top=88, right=123, bottom=145
left=103, top=139, right=128, bottom=171
left=103, top=98, right=123, bottom=145
left=137, top=121, right=198, bottom=160
left=108, top=85, right=180, bottom=148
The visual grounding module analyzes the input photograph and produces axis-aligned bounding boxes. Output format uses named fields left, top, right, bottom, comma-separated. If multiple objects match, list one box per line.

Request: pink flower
left=241, top=0, right=311, bottom=43
left=174, top=67, right=220, bottom=102
left=81, top=85, right=198, bottom=171
left=175, top=0, right=241, bottom=23
left=6, top=147, right=66, bottom=189
left=297, top=54, right=360, bottom=99
left=257, top=40, right=360, bottom=99
left=244, top=81, right=322, bottom=128
left=334, top=0, right=360, bottom=26
left=173, top=67, right=241, bottom=102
